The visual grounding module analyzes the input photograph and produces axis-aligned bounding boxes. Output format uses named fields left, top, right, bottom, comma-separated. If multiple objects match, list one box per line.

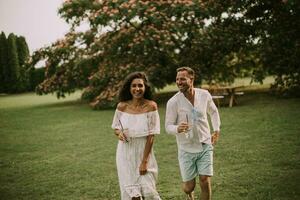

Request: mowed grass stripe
left=0, top=92, right=299, bottom=199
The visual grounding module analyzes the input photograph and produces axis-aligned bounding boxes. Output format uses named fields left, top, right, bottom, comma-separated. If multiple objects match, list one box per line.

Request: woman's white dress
left=112, top=110, right=161, bottom=200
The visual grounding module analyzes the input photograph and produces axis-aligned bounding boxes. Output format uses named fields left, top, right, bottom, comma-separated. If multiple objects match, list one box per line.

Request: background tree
left=6, top=33, right=20, bottom=93
left=258, top=0, right=300, bottom=96
left=16, top=36, right=30, bottom=66
left=29, top=67, right=45, bottom=91
left=29, top=0, right=300, bottom=108
left=223, top=0, right=300, bottom=96
left=0, top=32, right=32, bottom=93
left=16, top=36, right=30, bottom=92
left=0, top=32, right=8, bottom=93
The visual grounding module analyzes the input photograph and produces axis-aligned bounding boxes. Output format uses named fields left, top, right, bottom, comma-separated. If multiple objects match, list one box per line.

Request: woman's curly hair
left=118, top=72, right=153, bottom=102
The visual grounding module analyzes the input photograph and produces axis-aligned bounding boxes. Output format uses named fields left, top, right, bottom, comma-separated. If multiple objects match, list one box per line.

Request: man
left=165, top=67, right=221, bottom=200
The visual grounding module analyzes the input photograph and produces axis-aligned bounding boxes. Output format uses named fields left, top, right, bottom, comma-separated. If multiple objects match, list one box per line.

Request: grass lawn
left=0, top=91, right=299, bottom=200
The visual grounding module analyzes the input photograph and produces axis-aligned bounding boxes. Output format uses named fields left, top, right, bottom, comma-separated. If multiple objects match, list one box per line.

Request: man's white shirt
left=165, top=88, right=221, bottom=153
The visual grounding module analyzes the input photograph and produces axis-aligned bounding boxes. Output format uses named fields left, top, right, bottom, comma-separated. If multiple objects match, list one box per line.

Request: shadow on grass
left=31, top=99, right=89, bottom=110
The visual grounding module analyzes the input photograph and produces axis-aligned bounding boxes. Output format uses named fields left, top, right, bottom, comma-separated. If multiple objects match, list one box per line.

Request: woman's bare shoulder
left=116, top=102, right=128, bottom=112
left=145, top=100, right=158, bottom=112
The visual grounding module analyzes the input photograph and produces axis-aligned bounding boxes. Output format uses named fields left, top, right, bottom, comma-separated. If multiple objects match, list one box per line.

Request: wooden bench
left=231, top=91, right=244, bottom=106
left=212, top=95, right=224, bottom=108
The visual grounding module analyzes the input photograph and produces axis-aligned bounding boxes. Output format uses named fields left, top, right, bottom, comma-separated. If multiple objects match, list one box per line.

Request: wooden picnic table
left=205, top=85, right=245, bottom=107
left=219, top=85, right=245, bottom=107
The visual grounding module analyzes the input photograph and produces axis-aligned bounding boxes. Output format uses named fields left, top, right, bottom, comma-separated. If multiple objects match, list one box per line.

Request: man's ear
left=190, top=77, right=194, bottom=83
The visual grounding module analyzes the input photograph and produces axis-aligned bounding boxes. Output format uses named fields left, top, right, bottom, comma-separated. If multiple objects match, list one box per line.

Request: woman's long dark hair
left=118, top=72, right=153, bottom=102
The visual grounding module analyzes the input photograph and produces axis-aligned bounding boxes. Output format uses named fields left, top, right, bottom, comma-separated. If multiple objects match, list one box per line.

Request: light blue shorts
left=178, top=143, right=213, bottom=182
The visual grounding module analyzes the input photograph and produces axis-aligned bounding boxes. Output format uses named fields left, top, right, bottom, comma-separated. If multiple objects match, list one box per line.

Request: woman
left=111, top=72, right=161, bottom=200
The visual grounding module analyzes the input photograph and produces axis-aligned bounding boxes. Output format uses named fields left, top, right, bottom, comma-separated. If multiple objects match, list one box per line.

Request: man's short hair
left=177, top=67, right=195, bottom=79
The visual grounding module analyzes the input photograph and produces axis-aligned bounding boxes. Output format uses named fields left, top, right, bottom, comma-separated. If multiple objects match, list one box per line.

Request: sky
left=0, top=0, right=69, bottom=54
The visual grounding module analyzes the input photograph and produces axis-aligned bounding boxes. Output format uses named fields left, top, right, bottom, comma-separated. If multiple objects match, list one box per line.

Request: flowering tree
left=30, top=0, right=300, bottom=108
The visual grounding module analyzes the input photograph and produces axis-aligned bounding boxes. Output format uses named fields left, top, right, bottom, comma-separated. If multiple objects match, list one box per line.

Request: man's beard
left=178, top=85, right=189, bottom=93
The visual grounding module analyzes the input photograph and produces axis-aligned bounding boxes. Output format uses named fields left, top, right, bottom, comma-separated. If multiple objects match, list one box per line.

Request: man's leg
left=199, top=175, right=211, bottom=200
left=178, top=149, right=197, bottom=199
left=182, top=179, right=196, bottom=200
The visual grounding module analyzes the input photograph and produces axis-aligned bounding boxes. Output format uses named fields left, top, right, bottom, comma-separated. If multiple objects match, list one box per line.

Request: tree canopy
left=29, top=0, right=300, bottom=108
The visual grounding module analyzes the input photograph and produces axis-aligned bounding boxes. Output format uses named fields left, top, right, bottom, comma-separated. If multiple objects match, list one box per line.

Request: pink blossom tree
left=29, top=0, right=300, bottom=108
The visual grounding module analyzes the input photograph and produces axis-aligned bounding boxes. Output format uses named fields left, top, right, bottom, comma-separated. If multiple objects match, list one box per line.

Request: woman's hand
left=114, top=129, right=128, bottom=142
left=177, top=122, right=189, bottom=133
left=139, top=161, right=148, bottom=175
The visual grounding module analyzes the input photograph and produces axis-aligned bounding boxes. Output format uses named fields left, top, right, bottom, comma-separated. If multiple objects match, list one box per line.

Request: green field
left=1, top=91, right=300, bottom=199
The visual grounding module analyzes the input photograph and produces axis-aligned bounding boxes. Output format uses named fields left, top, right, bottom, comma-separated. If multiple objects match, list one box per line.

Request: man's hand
left=211, top=131, right=220, bottom=145
left=177, top=122, right=189, bottom=133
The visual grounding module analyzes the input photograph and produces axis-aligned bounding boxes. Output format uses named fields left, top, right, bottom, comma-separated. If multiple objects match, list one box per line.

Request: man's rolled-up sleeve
left=165, top=99, right=178, bottom=135
left=207, top=93, right=221, bottom=132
